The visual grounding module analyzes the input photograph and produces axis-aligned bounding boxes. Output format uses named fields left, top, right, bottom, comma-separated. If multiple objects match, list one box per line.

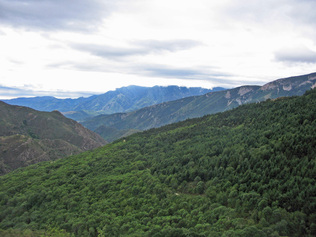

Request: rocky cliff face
left=260, top=73, right=316, bottom=93
left=0, top=102, right=106, bottom=175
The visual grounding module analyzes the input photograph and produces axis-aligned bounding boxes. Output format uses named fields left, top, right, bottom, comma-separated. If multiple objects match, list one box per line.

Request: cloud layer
left=275, top=47, right=316, bottom=64
left=70, top=39, right=202, bottom=59
left=0, top=0, right=315, bottom=99
left=0, top=85, right=98, bottom=99
left=0, top=0, right=114, bottom=31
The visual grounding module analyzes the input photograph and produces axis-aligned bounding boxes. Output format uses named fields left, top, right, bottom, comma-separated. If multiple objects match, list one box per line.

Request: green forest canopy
left=0, top=89, right=315, bottom=236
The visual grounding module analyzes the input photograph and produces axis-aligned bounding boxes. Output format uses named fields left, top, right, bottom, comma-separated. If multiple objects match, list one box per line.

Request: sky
left=0, top=0, right=316, bottom=99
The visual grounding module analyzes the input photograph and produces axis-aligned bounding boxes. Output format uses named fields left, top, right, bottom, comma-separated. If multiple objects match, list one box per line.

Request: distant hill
left=3, top=86, right=224, bottom=121
left=0, top=88, right=315, bottom=236
left=0, top=102, right=106, bottom=175
left=82, top=72, right=316, bottom=141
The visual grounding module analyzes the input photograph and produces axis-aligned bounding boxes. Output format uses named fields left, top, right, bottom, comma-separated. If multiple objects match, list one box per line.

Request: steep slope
left=0, top=102, right=106, bottom=175
left=3, top=86, right=223, bottom=121
left=83, top=72, right=316, bottom=138
left=0, top=89, right=315, bottom=236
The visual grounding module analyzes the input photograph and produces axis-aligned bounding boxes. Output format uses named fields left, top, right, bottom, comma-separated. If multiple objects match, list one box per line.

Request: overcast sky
left=0, top=0, right=315, bottom=99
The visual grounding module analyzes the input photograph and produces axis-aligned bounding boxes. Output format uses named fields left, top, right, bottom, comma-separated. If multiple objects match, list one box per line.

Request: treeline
left=0, top=89, right=315, bottom=236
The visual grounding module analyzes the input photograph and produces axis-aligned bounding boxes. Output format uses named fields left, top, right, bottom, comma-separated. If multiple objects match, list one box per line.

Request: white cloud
left=0, top=0, right=315, bottom=99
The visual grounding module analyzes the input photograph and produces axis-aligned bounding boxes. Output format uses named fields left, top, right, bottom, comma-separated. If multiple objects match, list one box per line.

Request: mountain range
left=0, top=102, right=106, bottom=175
left=82, top=72, right=316, bottom=141
left=1, top=88, right=315, bottom=236
left=2, top=73, right=315, bottom=143
left=3, top=86, right=223, bottom=121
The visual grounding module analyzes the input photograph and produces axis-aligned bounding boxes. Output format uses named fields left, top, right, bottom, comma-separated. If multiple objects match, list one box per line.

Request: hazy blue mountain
left=82, top=72, right=316, bottom=141
left=3, top=86, right=224, bottom=121
left=73, top=86, right=223, bottom=113
left=2, top=96, right=89, bottom=113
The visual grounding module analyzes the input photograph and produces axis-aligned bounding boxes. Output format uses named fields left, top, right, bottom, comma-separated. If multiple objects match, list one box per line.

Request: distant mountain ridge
left=0, top=102, right=106, bottom=175
left=3, top=86, right=224, bottom=121
left=82, top=72, right=316, bottom=141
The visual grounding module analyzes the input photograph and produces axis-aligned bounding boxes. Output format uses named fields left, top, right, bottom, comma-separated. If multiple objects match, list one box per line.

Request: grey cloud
left=139, top=64, right=267, bottom=87
left=47, top=61, right=264, bottom=89
left=275, top=47, right=316, bottom=64
left=47, top=61, right=206, bottom=78
left=47, top=60, right=229, bottom=81
left=224, top=1, right=280, bottom=22
left=139, top=64, right=233, bottom=81
left=70, top=39, right=203, bottom=59
left=224, top=0, right=316, bottom=29
left=142, top=65, right=210, bottom=78
left=47, top=61, right=117, bottom=73
left=0, top=85, right=27, bottom=96
left=0, top=85, right=98, bottom=99
left=290, top=0, right=316, bottom=26
left=0, top=0, right=115, bottom=31
left=133, top=39, right=202, bottom=53
left=71, top=44, right=148, bottom=58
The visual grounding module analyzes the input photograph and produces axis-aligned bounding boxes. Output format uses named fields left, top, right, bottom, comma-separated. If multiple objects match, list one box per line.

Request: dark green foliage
left=0, top=227, right=73, bottom=236
left=0, top=89, right=315, bottom=236
left=94, top=125, right=141, bottom=143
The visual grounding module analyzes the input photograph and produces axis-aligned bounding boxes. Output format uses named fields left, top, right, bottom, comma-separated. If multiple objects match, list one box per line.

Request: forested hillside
left=0, top=89, right=315, bottom=236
